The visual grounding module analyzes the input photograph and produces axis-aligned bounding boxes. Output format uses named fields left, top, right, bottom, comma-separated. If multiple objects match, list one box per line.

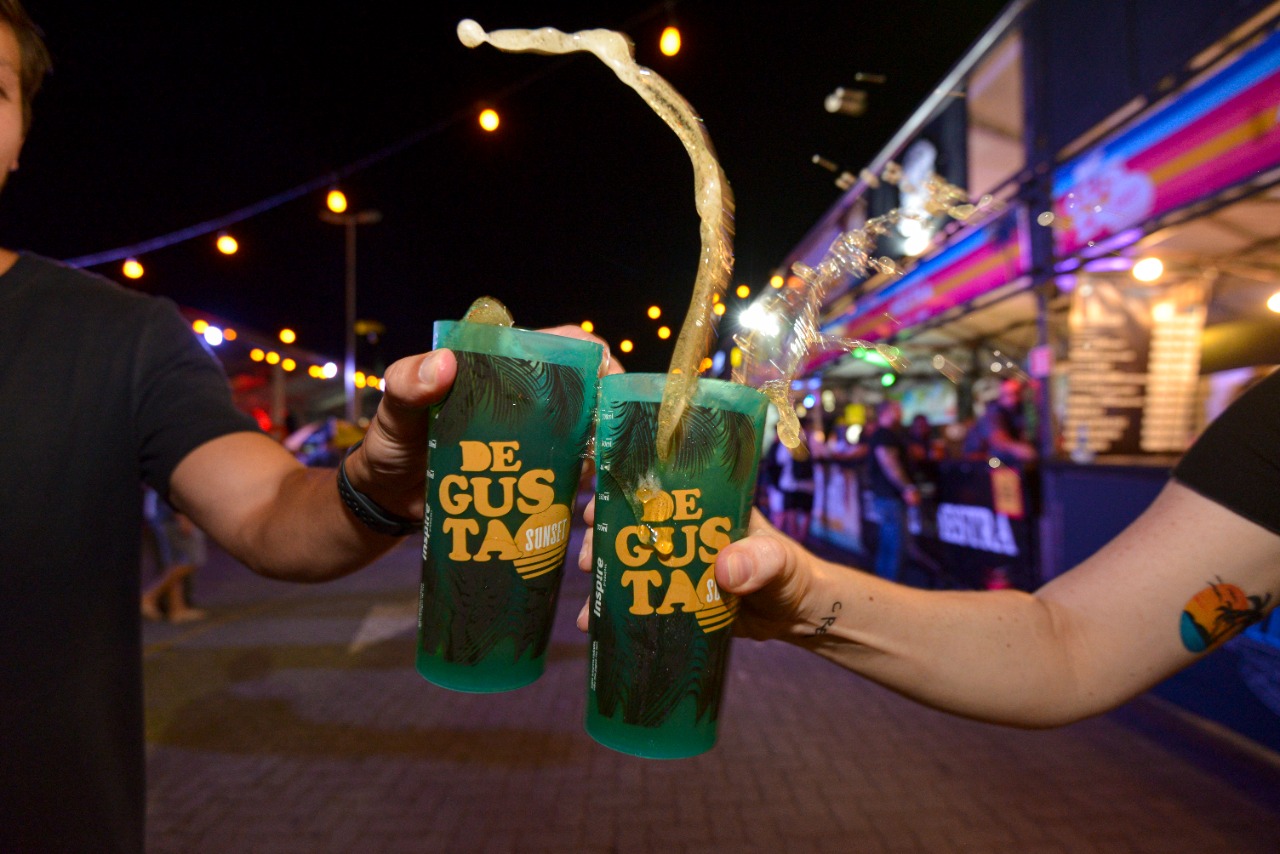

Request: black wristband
left=337, top=440, right=422, bottom=537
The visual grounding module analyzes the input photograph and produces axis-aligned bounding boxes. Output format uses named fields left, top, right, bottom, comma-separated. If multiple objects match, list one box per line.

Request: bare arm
left=171, top=325, right=615, bottom=582
left=169, top=348, right=458, bottom=581
left=713, top=481, right=1280, bottom=727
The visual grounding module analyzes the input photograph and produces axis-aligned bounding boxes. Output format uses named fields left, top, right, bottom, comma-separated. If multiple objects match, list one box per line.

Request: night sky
left=7, top=1, right=1009, bottom=373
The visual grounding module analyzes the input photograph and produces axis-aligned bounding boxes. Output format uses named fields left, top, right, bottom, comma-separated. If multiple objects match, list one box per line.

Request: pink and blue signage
left=1053, top=29, right=1280, bottom=257
left=823, top=206, right=1031, bottom=344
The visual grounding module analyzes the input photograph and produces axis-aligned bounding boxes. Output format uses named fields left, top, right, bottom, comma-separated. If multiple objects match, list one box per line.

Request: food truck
left=752, top=0, right=1280, bottom=751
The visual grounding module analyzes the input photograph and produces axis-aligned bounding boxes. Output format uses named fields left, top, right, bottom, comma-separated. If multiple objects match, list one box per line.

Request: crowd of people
left=759, top=375, right=1039, bottom=579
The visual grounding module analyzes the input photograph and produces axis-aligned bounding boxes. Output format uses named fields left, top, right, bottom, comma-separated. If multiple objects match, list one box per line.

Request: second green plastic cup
left=586, top=373, right=769, bottom=758
left=416, top=320, right=602, bottom=693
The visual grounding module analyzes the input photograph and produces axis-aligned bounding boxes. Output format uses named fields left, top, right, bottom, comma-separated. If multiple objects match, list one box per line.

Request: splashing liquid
left=457, top=19, right=733, bottom=463
left=458, top=19, right=992, bottom=535
left=461, top=295, right=515, bottom=326
left=733, top=166, right=992, bottom=448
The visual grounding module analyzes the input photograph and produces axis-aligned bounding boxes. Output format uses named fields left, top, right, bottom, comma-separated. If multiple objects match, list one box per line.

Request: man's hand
left=343, top=348, right=458, bottom=521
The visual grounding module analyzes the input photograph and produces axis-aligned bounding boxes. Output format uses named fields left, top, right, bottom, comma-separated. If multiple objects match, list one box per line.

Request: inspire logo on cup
left=417, top=320, right=602, bottom=694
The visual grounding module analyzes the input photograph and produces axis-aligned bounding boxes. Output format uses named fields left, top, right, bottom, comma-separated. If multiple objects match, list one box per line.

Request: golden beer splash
left=458, top=19, right=733, bottom=462
left=461, top=295, right=515, bottom=326
left=457, top=19, right=990, bottom=538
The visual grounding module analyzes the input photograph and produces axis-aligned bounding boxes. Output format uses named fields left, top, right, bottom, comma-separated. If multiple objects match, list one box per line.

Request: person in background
left=0, top=6, right=615, bottom=849
left=864, top=400, right=920, bottom=581
left=705, top=367, right=1280, bottom=730
left=963, top=377, right=1038, bottom=465
left=140, top=488, right=207, bottom=623
left=904, top=413, right=944, bottom=492
left=770, top=431, right=816, bottom=544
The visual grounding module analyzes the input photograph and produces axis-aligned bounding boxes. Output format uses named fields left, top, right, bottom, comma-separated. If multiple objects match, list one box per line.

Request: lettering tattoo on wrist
left=813, top=601, right=842, bottom=636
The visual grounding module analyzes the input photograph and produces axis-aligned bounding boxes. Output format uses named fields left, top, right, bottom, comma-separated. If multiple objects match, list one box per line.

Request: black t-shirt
left=0, top=254, right=258, bottom=852
left=867, top=426, right=910, bottom=499
left=1174, top=369, right=1280, bottom=536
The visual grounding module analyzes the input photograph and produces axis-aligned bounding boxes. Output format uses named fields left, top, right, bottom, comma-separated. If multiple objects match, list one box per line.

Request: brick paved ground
left=143, top=521, right=1280, bottom=853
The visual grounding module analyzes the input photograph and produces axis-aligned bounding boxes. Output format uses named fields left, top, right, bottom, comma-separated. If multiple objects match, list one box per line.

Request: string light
left=215, top=233, right=238, bottom=255
left=659, top=26, right=681, bottom=57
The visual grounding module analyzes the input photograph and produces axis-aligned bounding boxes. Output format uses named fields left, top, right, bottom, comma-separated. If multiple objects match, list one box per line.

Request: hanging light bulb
left=659, top=26, right=681, bottom=57
left=215, top=233, right=239, bottom=255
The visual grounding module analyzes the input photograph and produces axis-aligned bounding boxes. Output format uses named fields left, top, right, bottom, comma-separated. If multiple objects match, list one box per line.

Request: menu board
left=1065, top=277, right=1206, bottom=456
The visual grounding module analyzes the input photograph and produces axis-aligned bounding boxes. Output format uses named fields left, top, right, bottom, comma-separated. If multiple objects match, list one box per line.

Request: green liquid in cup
left=416, top=321, right=602, bottom=693
left=586, top=373, right=768, bottom=757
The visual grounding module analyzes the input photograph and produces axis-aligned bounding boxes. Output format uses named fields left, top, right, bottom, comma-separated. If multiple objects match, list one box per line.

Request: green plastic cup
left=416, top=321, right=603, bottom=693
left=586, top=373, right=769, bottom=757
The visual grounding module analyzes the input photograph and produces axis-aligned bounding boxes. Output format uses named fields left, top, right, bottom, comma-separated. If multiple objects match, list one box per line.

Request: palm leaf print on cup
left=416, top=320, right=602, bottom=693
left=586, top=373, right=768, bottom=757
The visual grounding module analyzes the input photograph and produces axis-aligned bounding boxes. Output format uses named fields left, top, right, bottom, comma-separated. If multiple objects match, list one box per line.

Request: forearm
left=172, top=432, right=405, bottom=582
left=742, top=545, right=1100, bottom=727
left=231, top=465, right=404, bottom=581
left=764, top=558, right=1100, bottom=727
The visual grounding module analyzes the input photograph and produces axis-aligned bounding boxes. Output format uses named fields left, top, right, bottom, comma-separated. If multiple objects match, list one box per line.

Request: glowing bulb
left=281, top=358, right=297, bottom=372
left=619, top=339, right=634, bottom=353
left=580, top=320, right=594, bottom=333
left=1268, top=291, right=1280, bottom=313
left=202, top=326, right=224, bottom=347
left=713, top=302, right=726, bottom=316
left=1132, top=257, right=1164, bottom=282
left=657, top=326, right=671, bottom=340
left=266, top=351, right=281, bottom=365
left=659, top=26, right=681, bottom=57
left=322, top=362, right=338, bottom=379
left=770, top=275, right=784, bottom=289
left=699, top=357, right=713, bottom=373
left=216, top=233, right=238, bottom=255
left=647, top=305, right=661, bottom=320
left=250, top=348, right=265, bottom=362
left=122, top=258, right=144, bottom=279
left=880, top=373, right=897, bottom=387
left=479, top=108, right=500, bottom=132
left=326, top=189, right=348, bottom=214
left=279, top=328, right=297, bottom=344
left=735, top=284, right=750, bottom=299
left=308, top=365, right=322, bottom=378
left=192, top=319, right=209, bottom=334
left=223, top=328, right=237, bottom=341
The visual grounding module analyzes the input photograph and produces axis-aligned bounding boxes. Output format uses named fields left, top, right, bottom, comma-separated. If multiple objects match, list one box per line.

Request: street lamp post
left=320, top=207, right=381, bottom=422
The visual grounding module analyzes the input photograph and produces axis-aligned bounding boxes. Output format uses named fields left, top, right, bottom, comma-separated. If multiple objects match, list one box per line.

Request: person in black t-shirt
left=865, top=400, right=921, bottom=581
left=0, top=6, right=616, bottom=850
left=770, top=432, right=817, bottom=544
left=963, top=378, right=1038, bottom=465
left=690, top=369, right=1280, bottom=729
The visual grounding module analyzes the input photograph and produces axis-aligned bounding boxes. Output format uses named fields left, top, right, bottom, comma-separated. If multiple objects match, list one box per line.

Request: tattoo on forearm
left=1180, top=576, right=1273, bottom=653
left=813, top=601, right=842, bottom=636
